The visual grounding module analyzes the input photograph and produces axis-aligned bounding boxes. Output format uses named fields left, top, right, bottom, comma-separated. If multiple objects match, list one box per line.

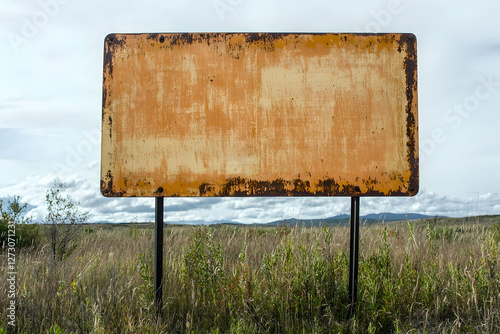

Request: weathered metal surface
left=101, top=33, right=418, bottom=197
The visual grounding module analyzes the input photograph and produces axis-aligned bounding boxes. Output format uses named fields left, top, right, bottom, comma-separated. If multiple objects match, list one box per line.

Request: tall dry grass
left=1, top=217, right=499, bottom=333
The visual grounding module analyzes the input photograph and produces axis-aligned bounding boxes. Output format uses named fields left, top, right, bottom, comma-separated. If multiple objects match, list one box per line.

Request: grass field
left=1, top=216, right=500, bottom=333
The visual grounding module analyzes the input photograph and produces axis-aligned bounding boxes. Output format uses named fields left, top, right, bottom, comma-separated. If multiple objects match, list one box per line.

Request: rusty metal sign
left=101, top=33, right=418, bottom=197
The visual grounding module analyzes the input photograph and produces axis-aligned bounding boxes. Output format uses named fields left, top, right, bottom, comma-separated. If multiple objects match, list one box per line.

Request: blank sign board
left=101, top=33, right=418, bottom=197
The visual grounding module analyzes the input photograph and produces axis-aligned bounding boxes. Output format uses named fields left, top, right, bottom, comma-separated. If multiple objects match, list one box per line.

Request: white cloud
left=2, top=173, right=499, bottom=224
left=1, top=0, right=499, bottom=223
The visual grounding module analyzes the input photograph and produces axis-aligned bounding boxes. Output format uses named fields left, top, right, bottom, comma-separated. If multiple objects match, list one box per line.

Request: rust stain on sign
left=101, top=33, right=418, bottom=197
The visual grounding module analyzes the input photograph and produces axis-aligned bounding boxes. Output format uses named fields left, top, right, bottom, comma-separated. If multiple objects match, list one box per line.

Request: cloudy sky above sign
left=1, top=0, right=499, bottom=223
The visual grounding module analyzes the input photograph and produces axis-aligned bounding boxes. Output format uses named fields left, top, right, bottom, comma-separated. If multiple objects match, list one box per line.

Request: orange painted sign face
left=101, top=33, right=418, bottom=197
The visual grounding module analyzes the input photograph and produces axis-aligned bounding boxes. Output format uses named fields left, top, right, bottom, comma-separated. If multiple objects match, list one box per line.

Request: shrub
left=44, top=182, right=90, bottom=260
left=0, top=196, right=40, bottom=249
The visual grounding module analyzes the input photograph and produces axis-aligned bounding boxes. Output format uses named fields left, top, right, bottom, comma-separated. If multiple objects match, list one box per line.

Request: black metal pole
left=154, top=197, right=164, bottom=313
left=348, top=196, right=360, bottom=317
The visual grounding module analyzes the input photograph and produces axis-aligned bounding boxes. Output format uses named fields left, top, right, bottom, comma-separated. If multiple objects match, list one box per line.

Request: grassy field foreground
left=1, top=216, right=500, bottom=333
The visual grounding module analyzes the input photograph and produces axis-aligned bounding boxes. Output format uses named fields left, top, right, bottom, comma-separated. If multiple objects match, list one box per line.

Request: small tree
left=44, top=182, right=90, bottom=260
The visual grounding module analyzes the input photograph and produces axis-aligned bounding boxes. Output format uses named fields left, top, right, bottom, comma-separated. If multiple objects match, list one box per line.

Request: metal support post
left=348, top=196, right=360, bottom=317
left=154, top=197, right=164, bottom=313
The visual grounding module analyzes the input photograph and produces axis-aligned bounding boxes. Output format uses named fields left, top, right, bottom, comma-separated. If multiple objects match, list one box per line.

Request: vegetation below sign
left=6, top=217, right=500, bottom=332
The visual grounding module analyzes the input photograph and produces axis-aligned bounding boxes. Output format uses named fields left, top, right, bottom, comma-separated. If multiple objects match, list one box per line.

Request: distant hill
left=362, top=213, right=440, bottom=221
left=166, top=219, right=241, bottom=225
left=91, top=213, right=442, bottom=226
left=262, top=213, right=443, bottom=227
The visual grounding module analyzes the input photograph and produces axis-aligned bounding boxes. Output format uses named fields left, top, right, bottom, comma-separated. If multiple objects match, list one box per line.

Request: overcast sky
left=1, top=0, right=499, bottom=223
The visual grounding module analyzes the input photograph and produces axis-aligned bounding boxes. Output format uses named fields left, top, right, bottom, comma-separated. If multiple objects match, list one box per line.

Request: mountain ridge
left=97, top=213, right=442, bottom=226
left=261, top=213, right=442, bottom=227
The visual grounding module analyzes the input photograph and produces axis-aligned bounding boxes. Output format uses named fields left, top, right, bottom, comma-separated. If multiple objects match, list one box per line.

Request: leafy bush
left=136, top=252, right=154, bottom=310
left=180, top=226, right=228, bottom=318
left=493, top=222, right=500, bottom=242
left=0, top=196, right=40, bottom=249
left=44, top=182, right=90, bottom=260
